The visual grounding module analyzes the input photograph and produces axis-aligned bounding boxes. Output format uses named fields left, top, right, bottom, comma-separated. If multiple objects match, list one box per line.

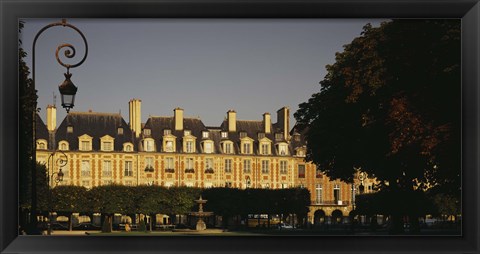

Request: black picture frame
left=1, top=0, right=478, bottom=253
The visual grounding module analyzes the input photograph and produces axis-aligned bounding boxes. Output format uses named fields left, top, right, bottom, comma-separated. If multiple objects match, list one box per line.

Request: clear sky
left=20, top=19, right=383, bottom=128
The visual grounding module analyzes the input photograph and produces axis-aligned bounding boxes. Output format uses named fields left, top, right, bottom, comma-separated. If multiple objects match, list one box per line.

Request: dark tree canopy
left=294, top=20, right=460, bottom=195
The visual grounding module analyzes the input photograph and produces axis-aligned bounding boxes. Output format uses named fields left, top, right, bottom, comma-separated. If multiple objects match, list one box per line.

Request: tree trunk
left=69, top=213, right=73, bottom=231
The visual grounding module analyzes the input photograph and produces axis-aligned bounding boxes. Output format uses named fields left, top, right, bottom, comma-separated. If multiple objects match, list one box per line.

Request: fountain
left=189, top=196, right=213, bottom=231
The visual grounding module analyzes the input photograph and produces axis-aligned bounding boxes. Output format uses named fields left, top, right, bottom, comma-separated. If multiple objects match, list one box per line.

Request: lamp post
left=46, top=150, right=67, bottom=235
left=29, top=19, right=88, bottom=234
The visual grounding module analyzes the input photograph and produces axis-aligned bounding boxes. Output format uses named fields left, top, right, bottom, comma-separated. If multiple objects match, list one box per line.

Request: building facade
left=35, top=99, right=376, bottom=224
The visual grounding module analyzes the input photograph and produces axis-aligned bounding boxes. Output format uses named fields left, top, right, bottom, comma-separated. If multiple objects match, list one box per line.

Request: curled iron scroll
left=55, top=151, right=68, bottom=168
left=54, top=22, right=89, bottom=70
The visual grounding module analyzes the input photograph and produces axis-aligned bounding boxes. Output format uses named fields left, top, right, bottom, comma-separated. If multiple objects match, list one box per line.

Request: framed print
left=1, top=0, right=479, bottom=254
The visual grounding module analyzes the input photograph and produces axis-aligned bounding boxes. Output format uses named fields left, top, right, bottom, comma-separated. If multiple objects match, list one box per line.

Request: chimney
left=277, top=106, right=290, bottom=140
left=263, top=112, right=271, bottom=134
left=46, top=104, right=57, bottom=132
left=129, top=99, right=142, bottom=138
left=174, top=107, right=184, bottom=131
left=227, top=110, right=236, bottom=132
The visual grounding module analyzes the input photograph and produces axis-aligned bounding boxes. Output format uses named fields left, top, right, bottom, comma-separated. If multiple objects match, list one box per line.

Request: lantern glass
left=57, top=169, right=64, bottom=182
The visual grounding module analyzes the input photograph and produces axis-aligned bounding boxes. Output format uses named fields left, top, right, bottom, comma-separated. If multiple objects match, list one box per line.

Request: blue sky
left=20, top=19, right=383, bottom=127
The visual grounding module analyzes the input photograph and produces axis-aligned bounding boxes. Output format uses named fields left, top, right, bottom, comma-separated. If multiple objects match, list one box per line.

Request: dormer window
left=164, top=129, right=171, bottom=136
left=184, top=130, right=191, bottom=136
left=118, top=127, right=124, bottom=135
left=296, top=148, right=306, bottom=157
left=242, top=142, right=252, bottom=154
left=144, top=129, right=151, bottom=136
left=261, top=143, right=269, bottom=155
left=294, top=133, right=301, bottom=141
left=78, top=135, right=93, bottom=151
left=123, top=143, right=133, bottom=152
left=275, top=133, right=283, bottom=141
left=258, top=133, right=265, bottom=139
left=203, top=141, right=213, bottom=154
left=202, top=131, right=209, bottom=138
left=59, top=141, right=69, bottom=151
left=144, top=138, right=155, bottom=152
left=277, top=143, right=288, bottom=155
left=240, top=132, right=247, bottom=138
left=37, top=140, right=47, bottom=150
left=185, top=140, right=194, bottom=153
left=103, top=141, right=113, bottom=151
left=101, top=135, right=115, bottom=152
left=67, top=126, right=73, bottom=133
left=165, top=140, right=174, bottom=152
left=223, top=142, right=233, bottom=154
left=221, top=132, right=228, bottom=138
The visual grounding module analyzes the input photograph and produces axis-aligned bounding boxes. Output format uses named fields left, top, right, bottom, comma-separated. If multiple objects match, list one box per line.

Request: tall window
left=243, top=159, right=251, bottom=173
left=243, top=142, right=251, bottom=154
left=145, top=157, right=154, bottom=170
left=298, top=165, right=306, bottom=178
left=81, top=160, right=90, bottom=177
left=164, top=129, right=171, bottom=135
left=261, top=143, right=269, bottom=155
left=239, top=132, right=247, bottom=138
left=165, top=140, right=173, bottom=152
left=315, top=184, right=323, bottom=204
left=118, top=127, right=123, bottom=135
left=206, top=158, right=214, bottom=170
left=202, top=131, right=209, bottom=138
left=221, top=132, right=228, bottom=138
left=279, top=160, right=288, bottom=174
left=225, top=159, right=232, bottom=173
left=261, top=160, right=269, bottom=174
left=186, top=158, right=194, bottom=170
left=125, top=161, right=133, bottom=176
left=165, top=157, right=174, bottom=170
left=102, top=160, right=112, bottom=177
left=186, top=141, right=194, bottom=153
left=334, top=184, right=341, bottom=203
left=184, top=130, right=191, bottom=136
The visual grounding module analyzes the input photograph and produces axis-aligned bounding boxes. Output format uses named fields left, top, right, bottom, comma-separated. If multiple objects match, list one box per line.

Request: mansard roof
left=35, top=114, right=49, bottom=141
left=290, top=123, right=308, bottom=149
left=56, top=112, right=134, bottom=151
left=142, top=116, right=207, bottom=152
left=35, top=114, right=53, bottom=149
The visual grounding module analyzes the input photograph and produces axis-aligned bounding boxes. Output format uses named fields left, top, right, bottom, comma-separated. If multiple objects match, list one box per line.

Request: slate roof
left=142, top=117, right=208, bottom=152
left=55, top=112, right=134, bottom=151
left=43, top=109, right=304, bottom=156
left=35, top=114, right=49, bottom=140
left=290, top=123, right=308, bottom=149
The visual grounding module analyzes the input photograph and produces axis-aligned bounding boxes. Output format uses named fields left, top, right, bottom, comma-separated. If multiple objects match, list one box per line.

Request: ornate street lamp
left=58, top=72, right=78, bottom=113
left=28, top=19, right=88, bottom=234
left=46, top=150, right=68, bottom=235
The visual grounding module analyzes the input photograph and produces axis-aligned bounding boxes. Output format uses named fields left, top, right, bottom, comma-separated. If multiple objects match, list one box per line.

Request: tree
left=19, top=20, right=39, bottom=232
left=294, top=20, right=460, bottom=233
left=51, top=185, right=89, bottom=230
